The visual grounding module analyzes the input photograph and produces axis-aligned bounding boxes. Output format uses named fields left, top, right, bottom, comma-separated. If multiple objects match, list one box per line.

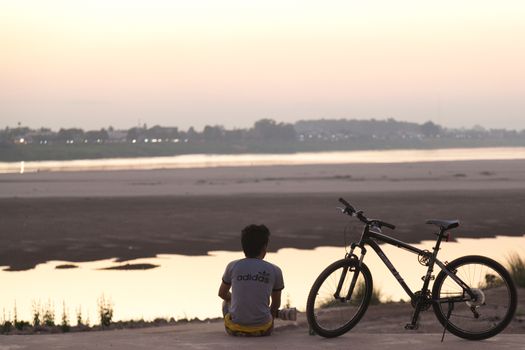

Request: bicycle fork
left=333, top=262, right=359, bottom=302
left=333, top=245, right=365, bottom=302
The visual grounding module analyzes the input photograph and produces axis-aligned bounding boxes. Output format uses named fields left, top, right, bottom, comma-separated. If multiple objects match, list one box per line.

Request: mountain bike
left=306, top=198, right=517, bottom=340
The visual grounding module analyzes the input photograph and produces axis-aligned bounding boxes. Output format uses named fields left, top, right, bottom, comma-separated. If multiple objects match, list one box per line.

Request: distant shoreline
left=3, top=117, right=525, bottom=163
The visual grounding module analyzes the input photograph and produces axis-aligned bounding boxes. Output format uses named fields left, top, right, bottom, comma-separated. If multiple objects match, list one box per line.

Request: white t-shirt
left=222, top=258, right=284, bottom=325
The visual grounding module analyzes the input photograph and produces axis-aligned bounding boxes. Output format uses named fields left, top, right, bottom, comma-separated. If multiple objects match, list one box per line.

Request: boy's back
left=222, top=258, right=284, bottom=325
left=219, top=224, right=287, bottom=335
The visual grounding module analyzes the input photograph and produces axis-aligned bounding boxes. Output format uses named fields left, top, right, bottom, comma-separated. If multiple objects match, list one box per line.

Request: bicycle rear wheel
left=306, top=258, right=372, bottom=338
left=432, top=255, right=517, bottom=340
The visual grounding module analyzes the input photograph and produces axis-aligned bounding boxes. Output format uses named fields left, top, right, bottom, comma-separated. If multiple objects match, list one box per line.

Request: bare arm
left=218, top=282, right=231, bottom=301
left=270, top=290, right=281, bottom=319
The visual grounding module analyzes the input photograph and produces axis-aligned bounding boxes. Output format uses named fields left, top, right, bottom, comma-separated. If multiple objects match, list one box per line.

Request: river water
left=1, top=147, right=525, bottom=173
left=1, top=235, right=523, bottom=325
left=2, top=147, right=524, bottom=324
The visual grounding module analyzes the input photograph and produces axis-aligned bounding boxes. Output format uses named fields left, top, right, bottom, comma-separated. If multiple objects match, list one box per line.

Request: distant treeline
left=1, top=118, right=525, bottom=162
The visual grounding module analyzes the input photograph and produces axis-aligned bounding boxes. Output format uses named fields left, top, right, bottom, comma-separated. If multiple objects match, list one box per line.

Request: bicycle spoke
left=307, top=259, right=372, bottom=337
left=433, top=257, right=516, bottom=339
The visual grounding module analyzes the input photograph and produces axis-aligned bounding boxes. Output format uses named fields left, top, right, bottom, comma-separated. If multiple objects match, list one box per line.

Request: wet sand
left=1, top=159, right=525, bottom=198
left=1, top=159, right=525, bottom=271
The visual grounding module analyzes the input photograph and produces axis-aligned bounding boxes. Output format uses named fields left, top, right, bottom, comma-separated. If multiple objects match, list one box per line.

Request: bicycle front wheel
left=306, top=258, right=372, bottom=338
left=432, top=255, right=517, bottom=340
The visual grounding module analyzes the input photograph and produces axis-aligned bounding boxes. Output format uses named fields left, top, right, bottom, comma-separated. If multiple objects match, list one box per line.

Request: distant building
left=108, top=130, right=128, bottom=143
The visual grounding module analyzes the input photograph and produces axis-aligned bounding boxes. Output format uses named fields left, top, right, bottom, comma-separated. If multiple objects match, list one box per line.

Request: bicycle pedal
left=404, top=323, right=418, bottom=330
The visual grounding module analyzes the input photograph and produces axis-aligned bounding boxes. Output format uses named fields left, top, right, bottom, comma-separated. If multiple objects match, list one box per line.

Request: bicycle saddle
left=425, top=219, right=459, bottom=231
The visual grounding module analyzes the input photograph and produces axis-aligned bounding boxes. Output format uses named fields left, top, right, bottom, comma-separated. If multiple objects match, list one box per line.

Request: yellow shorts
left=223, top=313, right=273, bottom=337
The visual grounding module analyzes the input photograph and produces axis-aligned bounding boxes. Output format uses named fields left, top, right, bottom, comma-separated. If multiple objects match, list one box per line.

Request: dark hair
left=241, top=224, right=270, bottom=258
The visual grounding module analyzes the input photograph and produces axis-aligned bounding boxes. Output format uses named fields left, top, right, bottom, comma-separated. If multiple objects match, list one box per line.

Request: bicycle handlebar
left=338, top=197, right=355, bottom=212
left=376, top=220, right=396, bottom=230
left=338, top=197, right=396, bottom=230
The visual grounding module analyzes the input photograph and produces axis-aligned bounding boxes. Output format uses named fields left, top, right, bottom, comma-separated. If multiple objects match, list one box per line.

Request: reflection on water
left=1, top=147, right=525, bottom=173
left=2, top=235, right=524, bottom=324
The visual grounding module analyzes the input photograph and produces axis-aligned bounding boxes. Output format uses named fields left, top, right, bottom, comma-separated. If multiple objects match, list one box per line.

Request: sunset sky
left=2, top=1, right=524, bottom=130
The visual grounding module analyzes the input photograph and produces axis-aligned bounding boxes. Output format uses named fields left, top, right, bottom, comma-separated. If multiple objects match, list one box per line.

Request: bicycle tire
left=306, top=258, right=373, bottom=338
left=432, top=255, right=517, bottom=340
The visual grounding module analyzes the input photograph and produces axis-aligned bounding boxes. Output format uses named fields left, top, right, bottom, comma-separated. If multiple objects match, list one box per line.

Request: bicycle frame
left=342, top=223, right=476, bottom=329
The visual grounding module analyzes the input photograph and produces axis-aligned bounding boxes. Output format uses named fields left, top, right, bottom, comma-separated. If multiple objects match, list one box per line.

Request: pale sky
left=1, top=0, right=524, bottom=131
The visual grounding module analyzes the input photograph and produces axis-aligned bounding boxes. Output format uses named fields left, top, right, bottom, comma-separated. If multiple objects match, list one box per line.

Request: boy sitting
left=218, top=224, right=284, bottom=336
